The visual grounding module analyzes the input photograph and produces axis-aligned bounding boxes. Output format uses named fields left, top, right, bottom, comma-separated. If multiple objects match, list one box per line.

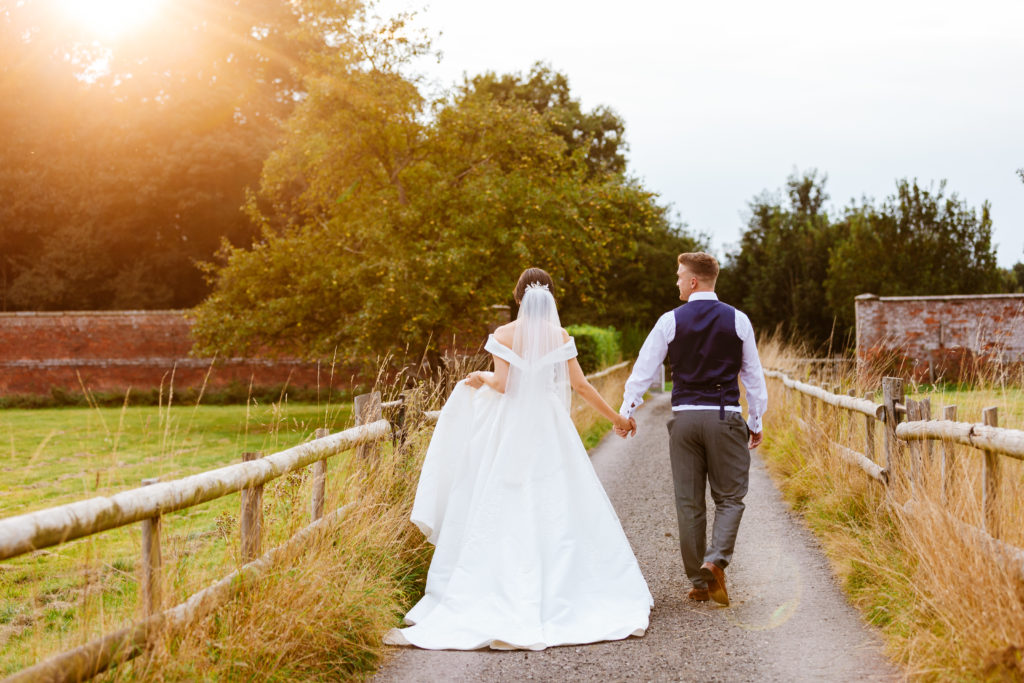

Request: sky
left=377, top=0, right=1024, bottom=267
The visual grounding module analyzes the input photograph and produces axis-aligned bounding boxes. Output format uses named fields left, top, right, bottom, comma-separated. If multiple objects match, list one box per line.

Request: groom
left=616, top=252, right=767, bottom=606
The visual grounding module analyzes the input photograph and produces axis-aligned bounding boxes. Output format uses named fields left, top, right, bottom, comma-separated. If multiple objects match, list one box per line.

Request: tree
left=191, top=52, right=693, bottom=364
left=719, top=170, right=845, bottom=347
left=998, top=262, right=1024, bottom=293
left=463, top=63, right=627, bottom=178
left=0, top=0, right=334, bottom=310
left=825, top=179, right=1001, bottom=335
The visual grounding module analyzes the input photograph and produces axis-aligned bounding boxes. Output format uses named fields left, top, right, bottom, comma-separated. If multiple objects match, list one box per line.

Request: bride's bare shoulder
left=493, top=323, right=515, bottom=347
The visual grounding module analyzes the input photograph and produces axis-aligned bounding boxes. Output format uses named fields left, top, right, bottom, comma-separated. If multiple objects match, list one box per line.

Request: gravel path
left=375, top=393, right=900, bottom=682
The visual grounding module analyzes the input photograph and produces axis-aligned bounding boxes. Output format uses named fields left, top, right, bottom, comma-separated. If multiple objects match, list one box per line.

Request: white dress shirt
left=619, top=292, right=768, bottom=433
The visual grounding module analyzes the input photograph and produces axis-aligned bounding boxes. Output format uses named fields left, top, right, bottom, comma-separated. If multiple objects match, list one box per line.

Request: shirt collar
left=687, top=291, right=719, bottom=302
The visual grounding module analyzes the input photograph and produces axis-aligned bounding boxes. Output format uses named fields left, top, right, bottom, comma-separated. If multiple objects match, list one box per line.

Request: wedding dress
left=384, top=285, right=652, bottom=651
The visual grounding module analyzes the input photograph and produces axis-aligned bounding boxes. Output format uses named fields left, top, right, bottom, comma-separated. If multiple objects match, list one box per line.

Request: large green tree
left=0, top=0, right=331, bottom=310
left=719, top=170, right=846, bottom=347
left=825, top=179, right=1001, bottom=334
left=463, top=63, right=627, bottom=179
left=459, top=64, right=704, bottom=331
left=191, top=53, right=691, bottom=364
left=721, top=172, right=1002, bottom=348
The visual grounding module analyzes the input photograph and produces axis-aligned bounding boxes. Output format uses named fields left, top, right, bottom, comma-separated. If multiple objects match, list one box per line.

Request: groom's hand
left=748, top=430, right=763, bottom=449
left=613, top=415, right=637, bottom=438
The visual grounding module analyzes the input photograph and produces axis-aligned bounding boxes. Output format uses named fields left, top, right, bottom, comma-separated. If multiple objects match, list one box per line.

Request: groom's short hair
left=677, top=252, right=719, bottom=284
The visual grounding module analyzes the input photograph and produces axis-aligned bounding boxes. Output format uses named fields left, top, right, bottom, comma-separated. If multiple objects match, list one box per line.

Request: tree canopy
left=721, top=171, right=1003, bottom=349
left=191, top=57, right=699, bottom=363
left=0, top=0, right=356, bottom=310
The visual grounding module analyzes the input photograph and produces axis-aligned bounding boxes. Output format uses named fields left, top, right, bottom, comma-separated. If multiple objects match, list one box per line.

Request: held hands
left=613, top=415, right=637, bottom=439
left=748, top=430, right=764, bottom=449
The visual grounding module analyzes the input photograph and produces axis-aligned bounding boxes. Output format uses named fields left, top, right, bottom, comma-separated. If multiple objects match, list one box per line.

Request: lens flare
left=56, top=0, right=166, bottom=39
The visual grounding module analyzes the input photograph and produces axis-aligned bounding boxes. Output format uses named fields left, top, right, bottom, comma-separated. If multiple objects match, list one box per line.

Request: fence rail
left=0, top=420, right=392, bottom=561
left=896, top=420, right=1024, bottom=460
left=765, top=366, right=1024, bottom=579
left=1, top=360, right=624, bottom=683
left=0, top=395, right=433, bottom=683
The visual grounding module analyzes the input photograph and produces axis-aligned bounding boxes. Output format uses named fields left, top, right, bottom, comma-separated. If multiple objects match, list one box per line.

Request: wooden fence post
left=882, top=377, right=905, bottom=490
left=354, top=392, right=383, bottom=459
left=311, top=428, right=329, bottom=522
left=982, top=406, right=1000, bottom=539
left=241, top=451, right=264, bottom=562
left=920, top=397, right=932, bottom=465
left=941, top=405, right=957, bottom=504
left=139, top=478, right=161, bottom=618
left=905, top=398, right=922, bottom=491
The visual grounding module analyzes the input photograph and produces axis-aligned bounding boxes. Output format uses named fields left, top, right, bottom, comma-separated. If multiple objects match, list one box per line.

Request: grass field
left=907, top=386, right=1024, bottom=426
left=0, top=398, right=353, bottom=676
left=0, top=368, right=629, bottom=678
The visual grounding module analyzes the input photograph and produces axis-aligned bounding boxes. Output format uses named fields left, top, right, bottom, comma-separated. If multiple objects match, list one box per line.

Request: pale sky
left=379, top=0, right=1024, bottom=267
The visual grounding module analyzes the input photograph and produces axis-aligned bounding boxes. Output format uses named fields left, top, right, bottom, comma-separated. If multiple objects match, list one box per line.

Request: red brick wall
left=0, top=311, right=331, bottom=395
left=855, top=294, right=1024, bottom=381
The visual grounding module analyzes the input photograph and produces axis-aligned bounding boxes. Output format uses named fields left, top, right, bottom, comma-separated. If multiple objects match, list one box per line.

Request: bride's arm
left=567, top=358, right=633, bottom=432
left=466, top=356, right=510, bottom=393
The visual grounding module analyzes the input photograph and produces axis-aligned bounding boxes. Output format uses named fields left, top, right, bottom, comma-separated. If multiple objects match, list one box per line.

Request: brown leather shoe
left=687, top=587, right=709, bottom=602
left=700, top=562, right=729, bottom=606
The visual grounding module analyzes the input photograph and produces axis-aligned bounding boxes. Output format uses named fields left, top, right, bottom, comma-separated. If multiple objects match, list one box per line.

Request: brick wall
left=855, top=294, right=1024, bottom=381
left=0, top=311, right=329, bottom=395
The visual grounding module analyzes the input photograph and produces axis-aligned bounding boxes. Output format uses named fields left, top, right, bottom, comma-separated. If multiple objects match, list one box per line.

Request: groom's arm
left=619, top=312, right=674, bottom=419
left=735, top=311, right=768, bottom=439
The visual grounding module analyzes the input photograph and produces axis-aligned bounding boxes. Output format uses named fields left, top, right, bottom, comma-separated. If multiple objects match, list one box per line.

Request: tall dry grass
left=759, top=338, right=1024, bottom=681
left=6, top=348, right=630, bottom=681
left=101, top=372, right=452, bottom=682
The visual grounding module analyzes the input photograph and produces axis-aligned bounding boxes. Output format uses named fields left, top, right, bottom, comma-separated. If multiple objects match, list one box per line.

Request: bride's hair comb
left=514, top=267, right=555, bottom=302
left=525, top=282, right=551, bottom=292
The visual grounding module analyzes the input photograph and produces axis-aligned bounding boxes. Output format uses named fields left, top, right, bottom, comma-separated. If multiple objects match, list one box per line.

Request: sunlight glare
left=56, top=0, right=166, bottom=39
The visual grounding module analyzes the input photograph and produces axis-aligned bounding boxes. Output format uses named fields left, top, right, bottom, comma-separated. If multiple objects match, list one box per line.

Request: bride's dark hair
left=514, top=268, right=555, bottom=304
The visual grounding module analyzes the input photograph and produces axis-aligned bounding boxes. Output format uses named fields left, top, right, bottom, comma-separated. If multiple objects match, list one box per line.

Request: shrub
left=566, top=324, right=621, bottom=374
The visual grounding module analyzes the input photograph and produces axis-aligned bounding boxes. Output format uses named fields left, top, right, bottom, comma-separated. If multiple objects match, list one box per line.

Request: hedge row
left=566, top=324, right=622, bottom=374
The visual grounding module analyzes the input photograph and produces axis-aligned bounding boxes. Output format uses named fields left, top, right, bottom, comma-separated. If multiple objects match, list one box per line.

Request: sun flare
left=56, top=0, right=166, bottom=38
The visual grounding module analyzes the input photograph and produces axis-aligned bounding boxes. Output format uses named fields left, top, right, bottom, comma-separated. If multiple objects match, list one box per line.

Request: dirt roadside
left=374, top=392, right=900, bottom=682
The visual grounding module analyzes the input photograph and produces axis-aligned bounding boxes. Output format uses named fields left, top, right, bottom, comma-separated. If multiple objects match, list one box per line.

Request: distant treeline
left=0, top=1, right=699, bottom=368
left=1, top=2, right=1020, bottom=361
left=718, top=171, right=1024, bottom=350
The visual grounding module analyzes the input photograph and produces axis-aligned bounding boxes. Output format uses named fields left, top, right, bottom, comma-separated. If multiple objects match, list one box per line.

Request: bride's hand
left=464, top=371, right=485, bottom=389
left=613, top=415, right=636, bottom=438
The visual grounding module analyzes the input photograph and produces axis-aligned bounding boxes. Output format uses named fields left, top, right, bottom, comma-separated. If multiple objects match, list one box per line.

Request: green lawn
left=904, top=386, right=1024, bottom=427
left=0, top=400, right=352, bottom=518
left=0, top=387, right=627, bottom=675
left=0, top=399, right=353, bottom=675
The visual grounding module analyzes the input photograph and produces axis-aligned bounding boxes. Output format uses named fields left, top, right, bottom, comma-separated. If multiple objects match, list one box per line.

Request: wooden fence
left=0, top=390, right=430, bottom=683
left=1, top=360, right=633, bottom=683
left=765, top=369, right=1024, bottom=579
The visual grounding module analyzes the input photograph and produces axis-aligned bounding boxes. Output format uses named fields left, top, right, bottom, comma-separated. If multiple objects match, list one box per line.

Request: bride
left=385, top=268, right=652, bottom=651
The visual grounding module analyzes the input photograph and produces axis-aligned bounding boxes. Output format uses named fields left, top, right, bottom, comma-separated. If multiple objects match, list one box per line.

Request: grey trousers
left=667, top=410, right=751, bottom=588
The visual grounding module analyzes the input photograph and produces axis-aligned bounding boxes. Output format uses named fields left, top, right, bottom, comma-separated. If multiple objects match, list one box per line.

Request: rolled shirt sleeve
left=619, top=312, right=674, bottom=419
left=735, top=310, right=768, bottom=433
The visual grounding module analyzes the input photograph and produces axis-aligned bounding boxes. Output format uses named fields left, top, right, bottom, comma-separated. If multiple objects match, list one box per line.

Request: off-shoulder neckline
left=486, top=334, right=574, bottom=356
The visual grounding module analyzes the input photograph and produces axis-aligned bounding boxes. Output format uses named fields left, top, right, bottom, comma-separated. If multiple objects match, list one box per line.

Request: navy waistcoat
left=668, top=299, right=743, bottom=416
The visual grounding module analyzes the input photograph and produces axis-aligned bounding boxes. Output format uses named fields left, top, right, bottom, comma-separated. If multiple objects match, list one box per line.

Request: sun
left=56, top=0, right=166, bottom=39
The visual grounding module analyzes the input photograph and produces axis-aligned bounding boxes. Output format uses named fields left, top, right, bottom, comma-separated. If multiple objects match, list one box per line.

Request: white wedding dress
left=385, top=286, right=652, bottom=651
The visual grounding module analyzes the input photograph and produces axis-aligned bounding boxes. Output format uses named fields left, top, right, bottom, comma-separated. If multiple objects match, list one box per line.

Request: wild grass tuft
left=759, top=338, right=1024, bottom=681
